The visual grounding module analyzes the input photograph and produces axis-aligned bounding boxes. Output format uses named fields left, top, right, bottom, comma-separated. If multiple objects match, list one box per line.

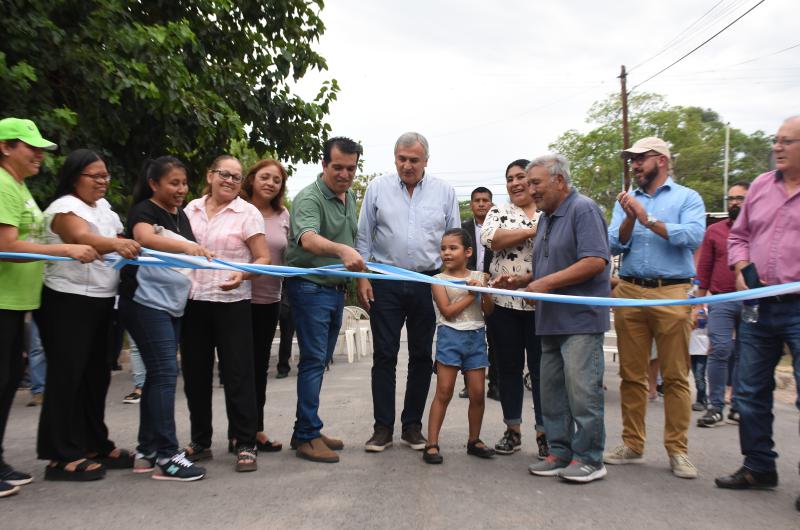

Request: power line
left=630, top=0, right=768, bottom=92
left=629, top=0, right=725, bottom=73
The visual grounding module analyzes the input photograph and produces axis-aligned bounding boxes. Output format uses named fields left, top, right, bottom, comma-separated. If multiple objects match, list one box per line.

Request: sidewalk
left=2, top=344, right=798, bottom=529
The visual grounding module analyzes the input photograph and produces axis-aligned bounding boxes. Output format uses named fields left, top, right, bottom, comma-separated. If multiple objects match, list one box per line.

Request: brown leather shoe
left=320, top=433, right=344, bottom=451
left=296, top=438, right=339, bottom=463
left=290, top=433, right=344, bottom=451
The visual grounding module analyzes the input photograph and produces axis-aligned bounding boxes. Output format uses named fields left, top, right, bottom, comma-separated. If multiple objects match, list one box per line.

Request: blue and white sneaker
left=558, top=460, right=607, bottom=483
left=152, top=452, right=205, bottom=482
left=0, top=467, right=33, bottom=486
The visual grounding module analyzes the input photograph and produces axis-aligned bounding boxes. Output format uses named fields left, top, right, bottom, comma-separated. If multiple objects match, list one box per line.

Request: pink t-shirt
left=251, top=208, right=290, bottom=304
left=185, top=195, right=265, bottom=302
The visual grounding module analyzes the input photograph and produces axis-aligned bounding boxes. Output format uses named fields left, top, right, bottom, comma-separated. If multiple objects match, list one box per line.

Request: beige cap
left=621, top=136, right=670, bottom=159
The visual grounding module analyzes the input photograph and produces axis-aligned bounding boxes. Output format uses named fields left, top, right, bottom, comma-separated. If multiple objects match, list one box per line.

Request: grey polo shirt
left=533, top=189, right=611, bottom=335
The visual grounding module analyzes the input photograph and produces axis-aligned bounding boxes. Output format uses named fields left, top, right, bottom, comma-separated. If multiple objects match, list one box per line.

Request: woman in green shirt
left=0, top=118, right=97, bottom=498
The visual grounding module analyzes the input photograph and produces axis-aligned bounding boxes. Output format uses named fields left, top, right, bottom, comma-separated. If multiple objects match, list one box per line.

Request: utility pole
left=619, top=65, right=630, bottom=191
left=722, top=122, right=730, bottom=210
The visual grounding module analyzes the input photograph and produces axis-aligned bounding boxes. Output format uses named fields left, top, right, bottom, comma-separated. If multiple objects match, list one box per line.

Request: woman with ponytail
left=118, top=156, right=212, bottom=481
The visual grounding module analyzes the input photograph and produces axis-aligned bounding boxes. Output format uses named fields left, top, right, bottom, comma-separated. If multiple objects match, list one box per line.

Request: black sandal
left=422, top=444, right=443, bottom=465
left=235, top=446, right=258, bottom=472
left=185, top=442, right=213, bottom=462
left=467, top=438, right=496, bottom=459
left=45, top=459, right=106, bottom=482
left=92, top=448, right=134, bottom=469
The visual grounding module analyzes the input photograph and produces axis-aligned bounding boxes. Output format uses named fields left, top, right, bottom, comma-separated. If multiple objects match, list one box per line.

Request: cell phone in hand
left=741, top=263, right=763, bottom=289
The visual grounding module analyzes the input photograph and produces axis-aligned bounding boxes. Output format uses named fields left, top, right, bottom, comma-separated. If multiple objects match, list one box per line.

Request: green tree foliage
left=549, top=93, right=772, bottom=215
left=458, top=199, right=473, bottom=221
left=0, top=0, right=338, bottom=212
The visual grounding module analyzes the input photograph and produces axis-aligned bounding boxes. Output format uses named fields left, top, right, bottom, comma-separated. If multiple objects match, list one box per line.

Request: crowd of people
left=0, top=116, right=798, bottom=512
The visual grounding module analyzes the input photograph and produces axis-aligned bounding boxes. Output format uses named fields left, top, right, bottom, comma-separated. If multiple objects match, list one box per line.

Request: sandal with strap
left=467, top=438, right=496, bottom=459
left=230, top=437, right=283, bottom=454
left=45, top=459, right=106, bottom=482
left=422, top=444, right=443, bottom=465
left=92, top=448, right=134, bottom=469
left=185, top=442, right=213, bottom=462
left=235, top=446, right=258, bottom=472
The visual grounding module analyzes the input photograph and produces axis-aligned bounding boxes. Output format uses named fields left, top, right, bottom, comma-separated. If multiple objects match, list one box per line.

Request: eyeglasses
left=770, top=136, right=800, bottom=147
left=725, top=195, right=746, bottom=202
left=627, top=153, right=662, bottom=164
left=211, top=169, right=243, bottom=183
left=80, top=173, right=111, bottom=183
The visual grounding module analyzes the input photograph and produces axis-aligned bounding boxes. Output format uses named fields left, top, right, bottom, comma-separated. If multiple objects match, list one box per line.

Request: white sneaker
left=603, top=444, right=645, bottom=465
left=669, top=453, right=698, bottom=479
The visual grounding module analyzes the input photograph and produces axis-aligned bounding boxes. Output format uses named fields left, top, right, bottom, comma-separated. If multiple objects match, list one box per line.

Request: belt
left=295, top=278, right=348, bottom=291
left=620, top=276, right=692, bottom=288
left=761, top=293, right=800, bottom=304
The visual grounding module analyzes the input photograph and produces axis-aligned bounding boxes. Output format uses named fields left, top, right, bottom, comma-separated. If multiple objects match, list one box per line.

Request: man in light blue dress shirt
left=356, top=132, right=460, bottom=452
left=603, top=136, right=705, bottom=480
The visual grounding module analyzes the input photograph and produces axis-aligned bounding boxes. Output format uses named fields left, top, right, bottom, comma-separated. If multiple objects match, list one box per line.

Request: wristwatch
left=646, top=213, right=658, bottom=228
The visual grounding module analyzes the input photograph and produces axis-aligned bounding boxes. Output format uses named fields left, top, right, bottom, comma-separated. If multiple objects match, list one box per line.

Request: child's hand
left=465, top=278, right=481, bottom=287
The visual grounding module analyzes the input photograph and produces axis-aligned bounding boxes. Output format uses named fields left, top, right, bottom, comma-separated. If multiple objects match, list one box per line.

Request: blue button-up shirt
left=608, top=177, right=705, bottom=279
left=356, top=172, right=460, bottom=271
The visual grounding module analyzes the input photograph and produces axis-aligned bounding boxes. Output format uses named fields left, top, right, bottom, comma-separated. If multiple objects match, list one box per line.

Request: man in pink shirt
left=716, top=116, right=800, bottom=513
left=695, top=182, right=749, bottom=428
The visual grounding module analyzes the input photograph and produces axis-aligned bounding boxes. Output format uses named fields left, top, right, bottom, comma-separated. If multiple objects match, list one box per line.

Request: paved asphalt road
left=2, top=348, right=798, bottom=529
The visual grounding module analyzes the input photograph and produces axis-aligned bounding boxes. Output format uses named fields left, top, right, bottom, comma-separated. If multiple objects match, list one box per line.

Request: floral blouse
left=480, top=202, right=540, bottom=310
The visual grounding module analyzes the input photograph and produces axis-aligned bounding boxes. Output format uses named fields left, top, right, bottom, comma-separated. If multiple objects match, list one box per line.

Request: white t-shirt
left=43, top=195, right=123, bottom=298
left=432, top=271, right=486, bottom=330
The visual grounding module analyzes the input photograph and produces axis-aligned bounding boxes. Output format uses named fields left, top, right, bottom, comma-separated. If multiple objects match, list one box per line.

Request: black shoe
left=276, top=371, right=289, bottom=379
left=726, top=409, right=740, bottom=424
left=715, top=467, right=778, bottom=490
left=184, top=442, right=213, bottom=462
left=486, top=385, right=500, bottom=401
left=0, top=466, right=32, bottom=486
left=401, top=426, right=427, bottom=450
left=697, top=407, right=725, bottom=428
left=152, top=453, right=206, bottom=482
left=795, top=493, right=799, bottom=512
left=365, top=426, right=393, bottom=452
left=423, top=444, right=443, bottom=464
left=0, top=481, right=19, bottom=498
left=656, top=383, right=664, bottom=397
left=467, top=439, right=495, bottom=459
left=458, top=387, right=468, bottom=399
left=494, top=429, right=522, bottom=455
left=692, top=401, right=707, bottom=412
left=536, top=433, right=549, bottom=460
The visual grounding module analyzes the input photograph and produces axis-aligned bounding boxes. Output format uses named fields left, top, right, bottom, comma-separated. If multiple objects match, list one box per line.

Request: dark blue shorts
left=435, top=325, right=488, bottom=373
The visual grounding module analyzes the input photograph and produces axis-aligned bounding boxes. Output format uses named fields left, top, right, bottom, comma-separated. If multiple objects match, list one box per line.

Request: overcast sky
left=288, top=0, right=797, bottom=199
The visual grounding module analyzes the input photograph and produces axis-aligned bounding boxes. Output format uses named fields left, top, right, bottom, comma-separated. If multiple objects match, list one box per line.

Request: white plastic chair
left=336, top=306, right=371, bottom=363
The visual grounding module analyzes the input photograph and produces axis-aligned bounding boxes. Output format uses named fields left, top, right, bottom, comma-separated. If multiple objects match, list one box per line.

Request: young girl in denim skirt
left=424, top=228, right=495, bottom=464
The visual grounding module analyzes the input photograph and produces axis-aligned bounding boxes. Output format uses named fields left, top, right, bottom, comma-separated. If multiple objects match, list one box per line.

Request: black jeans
left=276, top=297, right=295, bottom=374
left=251, top=302, right=280, bottom=432
left=0, top=310, right=25, bottom=466
left=490, top=306, right=543, bottom=431
left=370, top=280, right=436, bottom=431
left=35, top=287, right=116, bottom=461
left=119, top=297, right=181, bottom=459
left=180, top=299, right=257, bottom=448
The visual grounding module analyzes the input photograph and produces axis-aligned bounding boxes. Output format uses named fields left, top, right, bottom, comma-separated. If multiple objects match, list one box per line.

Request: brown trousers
left=614, top=281, right=692, bottom=455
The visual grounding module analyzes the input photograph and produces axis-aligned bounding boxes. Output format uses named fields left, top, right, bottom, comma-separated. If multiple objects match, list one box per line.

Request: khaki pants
left=614, top=281, right=692, bottom=455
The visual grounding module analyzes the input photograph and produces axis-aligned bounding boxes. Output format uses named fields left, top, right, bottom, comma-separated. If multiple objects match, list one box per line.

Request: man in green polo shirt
left=286, top=136, right=365, bottom=463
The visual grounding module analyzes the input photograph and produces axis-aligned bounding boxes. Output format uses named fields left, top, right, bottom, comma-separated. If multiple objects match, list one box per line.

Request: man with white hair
left=356, top=132, right=460, bottom=452
left=605, top=137, right=706, bottom=479
left=494, top=154, right=611, bottom=482
left=716, top=116, right=800, bottom=513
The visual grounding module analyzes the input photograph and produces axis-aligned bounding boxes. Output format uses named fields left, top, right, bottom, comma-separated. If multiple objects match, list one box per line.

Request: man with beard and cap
left=605, top=137, right=706, bottom=479
left=694, top=183, right=749, bottom=428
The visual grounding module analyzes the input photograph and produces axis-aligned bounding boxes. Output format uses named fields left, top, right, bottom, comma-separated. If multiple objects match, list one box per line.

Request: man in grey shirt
left=495, top=154, right=610, bottom=483
left=356, top=132, right=460, bottom=452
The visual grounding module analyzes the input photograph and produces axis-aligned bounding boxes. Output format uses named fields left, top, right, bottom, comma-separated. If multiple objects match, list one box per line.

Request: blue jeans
left=28, top=319, right=46, bottom=395
left=287, top=279, right=344, bottom=441
left=540, top=334, right=605, bottom=466
left=119, top=297, right=180, bottom=459
left=690, top=355, right=707, bottom=404
left=707, top=300, right=741, bottom=410
left=734, top=300, right=800, bottom=473
left=128, top=335, right=146, bottom=389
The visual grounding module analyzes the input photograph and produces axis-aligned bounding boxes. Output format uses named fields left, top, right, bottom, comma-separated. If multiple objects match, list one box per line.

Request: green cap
left=0, top=118, right=57, bottom=151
